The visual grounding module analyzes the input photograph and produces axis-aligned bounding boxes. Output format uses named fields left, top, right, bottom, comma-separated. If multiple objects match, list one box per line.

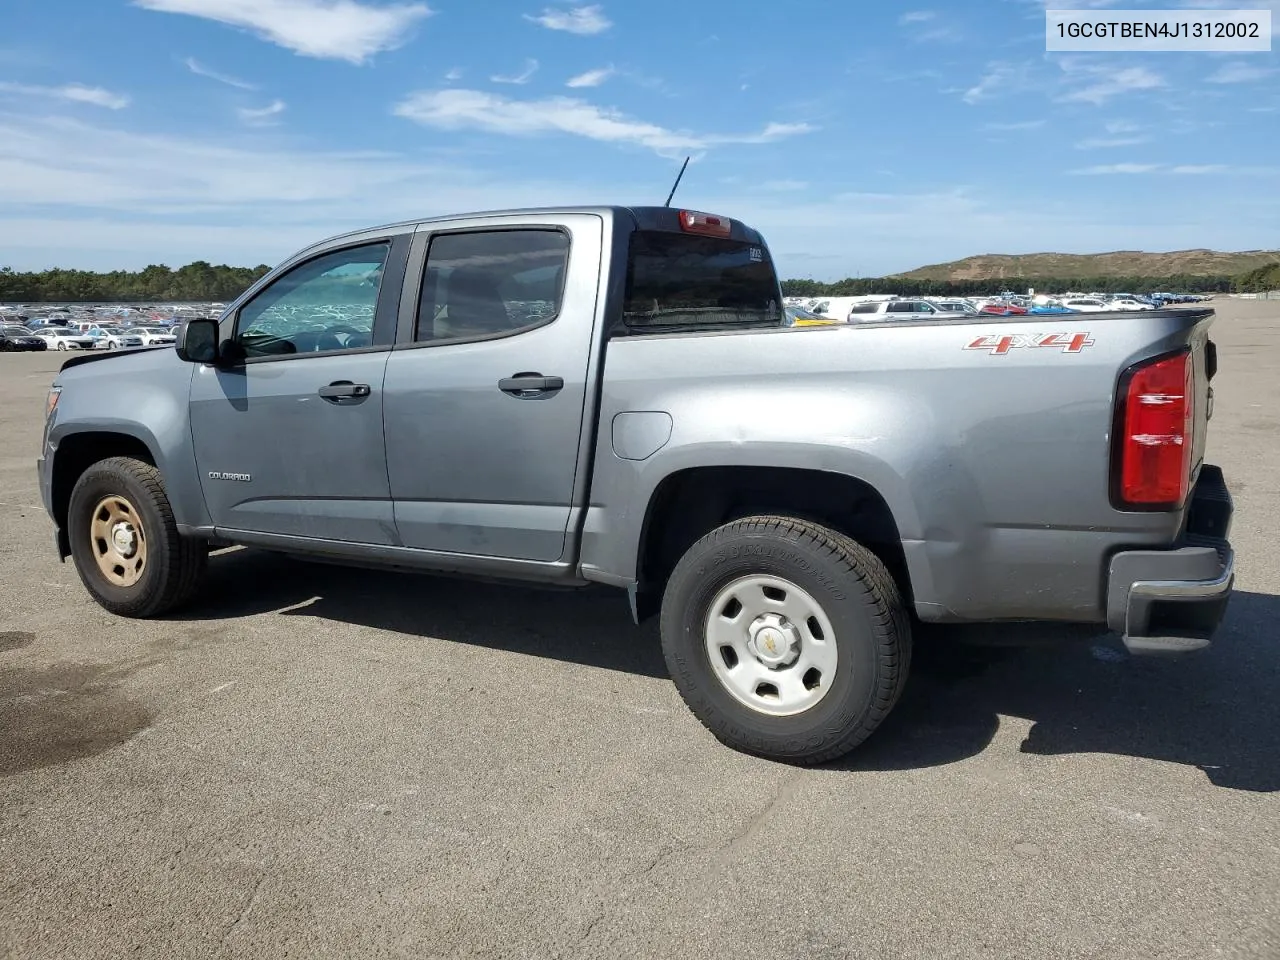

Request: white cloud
left=1075, top=136, right=1147, bottom=149
left=1171, top=164, right=1228, bottom=174
left=1, top=113, right=1276, bottom=279
left=984, top=119, right=1045, bottom=131
left=566, top=65, right=614, bottom=88
left=0, top=113, right=648, bottom=270
left=1104, top=119, right=1140, bottom=134
left=1208, top=62, right=1276, bottom=84
left=1058, top=64, right=1164, bottom=105
left=962, top=63, right=1016, bottom=104
left=393, top=88, right=815, bottom=155
left=1070, top=163, right=1161, bottom=174
left=237, top=99, right=287, bottom=126
left=0, top=82, right=130, bottom=109
left=184, top=56, right=256, bottom=89
left=1018, top=0, right=1122, bottom=8
left=491, top=59, right=539, bottom=85
left=444, top=67, right=462, bottom=81
left=524, top=4, right=611, bottom=34
left=132, top=0, right=432, bottom=64
left=899, top=10, right=961, bottom=41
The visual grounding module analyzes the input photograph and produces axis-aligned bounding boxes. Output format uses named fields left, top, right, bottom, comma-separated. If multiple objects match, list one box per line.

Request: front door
left=189, top=237, right=405, bottom=544
left=382, top=217, right=603, bottom=562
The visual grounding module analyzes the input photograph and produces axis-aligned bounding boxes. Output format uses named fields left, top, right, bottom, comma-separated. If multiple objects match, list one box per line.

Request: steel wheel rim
left=704, top=574, right=839, bottom=717
left=89, top=495, right=147, bottom=587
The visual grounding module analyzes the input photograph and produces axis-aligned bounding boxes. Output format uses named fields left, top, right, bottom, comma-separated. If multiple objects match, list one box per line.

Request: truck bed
left=581, top=308, right=1217, bottom=625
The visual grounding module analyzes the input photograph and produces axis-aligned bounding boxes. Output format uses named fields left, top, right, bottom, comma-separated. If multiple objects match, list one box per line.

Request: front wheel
left=660, top=516, right=911, bottom=765
left=67, top=456, right=207, bottom=617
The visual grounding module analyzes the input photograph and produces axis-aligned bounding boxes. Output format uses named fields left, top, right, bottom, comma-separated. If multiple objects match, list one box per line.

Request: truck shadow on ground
left=181, top=549, right=1279, bottom=793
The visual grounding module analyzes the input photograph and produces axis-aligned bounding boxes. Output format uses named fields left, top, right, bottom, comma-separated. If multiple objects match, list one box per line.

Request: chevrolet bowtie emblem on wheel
left=208, top=472, right=252, bottom=482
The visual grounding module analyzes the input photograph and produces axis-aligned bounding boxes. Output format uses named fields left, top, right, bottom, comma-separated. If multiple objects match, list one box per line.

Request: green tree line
left=2, top=259, right=1277, bottom=304
left=0, top=261, right=272, bottom=303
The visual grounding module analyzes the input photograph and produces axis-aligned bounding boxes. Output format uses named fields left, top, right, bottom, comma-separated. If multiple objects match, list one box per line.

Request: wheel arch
left=49, top=429, right=159, bottom=558
left=632, top=464, right=913, bottom=620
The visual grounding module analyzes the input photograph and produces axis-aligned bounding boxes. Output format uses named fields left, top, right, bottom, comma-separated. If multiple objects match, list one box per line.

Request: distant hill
left=893, top=249, right=1280, bottom=281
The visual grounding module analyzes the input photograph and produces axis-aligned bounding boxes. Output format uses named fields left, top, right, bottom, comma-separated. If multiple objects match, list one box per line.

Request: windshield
left=621, top=230, right=782, bottom=332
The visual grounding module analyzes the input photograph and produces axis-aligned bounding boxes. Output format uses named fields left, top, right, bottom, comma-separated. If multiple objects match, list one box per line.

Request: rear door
left=382, top=215, right=604, bottom=562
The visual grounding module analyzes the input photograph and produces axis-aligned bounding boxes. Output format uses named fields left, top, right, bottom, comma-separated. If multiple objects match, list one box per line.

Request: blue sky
left=0, top=0, right=1277, bottom=279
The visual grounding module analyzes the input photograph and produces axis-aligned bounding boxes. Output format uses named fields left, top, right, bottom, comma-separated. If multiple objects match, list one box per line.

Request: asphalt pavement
left=2, top=304, right=1278, bottom=960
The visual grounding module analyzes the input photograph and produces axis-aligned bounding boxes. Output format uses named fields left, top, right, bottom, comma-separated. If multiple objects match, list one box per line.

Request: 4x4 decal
left=964, top=332, right=1095, bottom=355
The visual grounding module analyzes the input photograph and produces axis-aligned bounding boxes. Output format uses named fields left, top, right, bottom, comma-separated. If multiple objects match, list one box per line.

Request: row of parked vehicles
left=0, top=322, right=177, bottom=352
left=787, top=291, right=1211, bottom=325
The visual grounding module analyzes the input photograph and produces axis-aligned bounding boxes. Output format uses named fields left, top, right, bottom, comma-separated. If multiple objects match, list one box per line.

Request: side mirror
left=175, top=318, right=220, bottom=364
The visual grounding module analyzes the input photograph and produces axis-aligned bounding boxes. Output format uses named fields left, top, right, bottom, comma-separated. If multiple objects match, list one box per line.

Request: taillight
left=678, top=210, right=732, bottom=237
left=1114, top=349, right=1194, bottom=509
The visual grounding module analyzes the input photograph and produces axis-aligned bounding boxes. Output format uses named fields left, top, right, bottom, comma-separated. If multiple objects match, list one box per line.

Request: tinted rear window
left=622, top=231, right=782, bottom=332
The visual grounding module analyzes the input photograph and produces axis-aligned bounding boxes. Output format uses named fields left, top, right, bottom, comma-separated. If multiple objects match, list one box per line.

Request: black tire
left=0, top=341, right=12, bottom=352
left=67, top=456, right=207, bottom=617
left=660, top=515, right=911, bottom=765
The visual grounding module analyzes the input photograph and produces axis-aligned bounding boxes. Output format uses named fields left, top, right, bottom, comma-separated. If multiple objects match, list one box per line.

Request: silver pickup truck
left=36, top=205, right=1235, bottom=764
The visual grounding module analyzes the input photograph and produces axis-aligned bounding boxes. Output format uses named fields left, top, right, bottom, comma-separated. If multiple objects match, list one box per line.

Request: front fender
left=46, top=350, right=209, bottom=530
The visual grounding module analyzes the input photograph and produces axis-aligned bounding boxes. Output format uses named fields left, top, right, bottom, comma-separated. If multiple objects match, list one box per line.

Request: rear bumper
left=1106, top=464, right=1234, bottom=655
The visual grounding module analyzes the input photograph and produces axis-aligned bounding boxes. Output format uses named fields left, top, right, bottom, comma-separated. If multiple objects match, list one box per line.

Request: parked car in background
left=34, top=327, right=97, bottom=351
left=924, top=299, right=979, bottom=315
left=88, top=327, right=146, bottom=350
left=784, top=305, right=839, bottom=327
left=978, top=301, right=1029, bottom=316
left=1109, top=297, right=1156, bottom=312
left=1060, top=298, right=1112, bottom=313
left=847, top=299, right=972, bottom=322
left=0, top=325, right=49, bottom=351
left=123, top=326, right=178, bottom=347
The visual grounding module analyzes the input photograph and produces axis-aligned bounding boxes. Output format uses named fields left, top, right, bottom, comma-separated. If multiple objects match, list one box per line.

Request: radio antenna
left=663, top=156, right=691, bottom=207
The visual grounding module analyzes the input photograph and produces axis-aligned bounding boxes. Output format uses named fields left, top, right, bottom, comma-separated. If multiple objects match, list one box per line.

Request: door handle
left=499, top=374, right=564, bottom=397
left=319, top=381, right=371, bottom=402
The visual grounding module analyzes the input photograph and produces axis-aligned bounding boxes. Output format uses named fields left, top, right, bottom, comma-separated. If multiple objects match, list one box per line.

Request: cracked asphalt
left=2, top=301, right=1278, bottom=959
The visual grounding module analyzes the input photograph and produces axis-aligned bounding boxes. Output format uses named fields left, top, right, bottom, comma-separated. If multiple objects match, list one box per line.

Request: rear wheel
left=67, top=457, right=206, bottom=617
left=660, top=515, right=911, bottom=764
left=56, top=341, right=67, bottom=351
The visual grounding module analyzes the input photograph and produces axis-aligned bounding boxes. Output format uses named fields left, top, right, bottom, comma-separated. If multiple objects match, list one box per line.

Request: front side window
left=235, top=242, right=390, bottom=358
left=416, top=229, right=570, bottom=343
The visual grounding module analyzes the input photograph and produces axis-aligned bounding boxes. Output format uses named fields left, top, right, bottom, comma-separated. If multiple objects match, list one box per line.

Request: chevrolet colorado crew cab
left=37, top=205, right=1236, bottom=764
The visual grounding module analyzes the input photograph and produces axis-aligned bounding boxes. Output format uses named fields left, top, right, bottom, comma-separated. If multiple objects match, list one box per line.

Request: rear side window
left=621, top=231, right=782, bottom=332
left=887, top=302, right=913, bottom=313
left=417, top=229, right=569, bottom=343
left=848, top=303, right=879, bottom=314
